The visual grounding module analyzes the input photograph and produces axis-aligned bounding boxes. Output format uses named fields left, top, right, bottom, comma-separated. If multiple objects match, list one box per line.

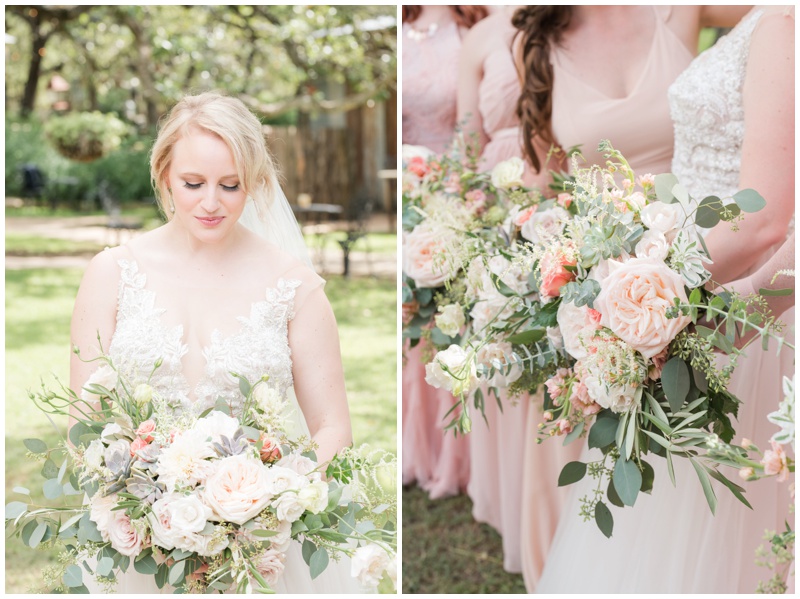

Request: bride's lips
left=196, top=216, right=224, bottom=227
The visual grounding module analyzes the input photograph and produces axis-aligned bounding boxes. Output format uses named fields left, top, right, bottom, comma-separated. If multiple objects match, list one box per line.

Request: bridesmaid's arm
left=703, top=9, right=794, bottom=284
left=699, top=5, right=753, bottom=28
left=457, top=25, right=490, bottom=152
left=69, top=250, right=120, bottom=434
left=289, top=287, right=353, bottom=467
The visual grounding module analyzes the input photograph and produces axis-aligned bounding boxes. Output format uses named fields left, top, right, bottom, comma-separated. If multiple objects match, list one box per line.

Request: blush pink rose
left=514, top=205, right=537, bottom=227
left=594, top=258, right=691, bottom=358
left=557, top=193, right=573, bottom=208
left=136, top=420, right=156, bottom=443
left=539, top=252, right=577, bottom=298
left=203, top=454, right=274, bottom=525
left=259, top=434, right=282, bottom=464
left=107, top=511, right=144, bottom=557
left=557, top=419, right=574, bottom=435
left=255, top=548, right=287, bottom=587
left=402, top=223, right=456, bottom=288
left=130, top=437, right=149, bottom=456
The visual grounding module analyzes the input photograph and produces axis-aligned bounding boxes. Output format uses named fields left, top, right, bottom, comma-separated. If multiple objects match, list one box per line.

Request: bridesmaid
left=511, top=5, right=751, bottom=591
left=455, top=6, right=580, bottom=574
left=402, top=5, right=489, bottom=499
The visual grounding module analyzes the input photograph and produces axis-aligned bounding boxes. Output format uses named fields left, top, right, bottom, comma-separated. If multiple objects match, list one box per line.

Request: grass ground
left=402, top=485, right=526, bottom=594
left=5, top=266, right=396, bottom=593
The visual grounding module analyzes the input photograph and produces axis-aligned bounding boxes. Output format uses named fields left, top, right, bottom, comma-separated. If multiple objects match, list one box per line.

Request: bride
left=71, top=92, right=364, bottom=593
left=537, top=6, right=794, bottom=593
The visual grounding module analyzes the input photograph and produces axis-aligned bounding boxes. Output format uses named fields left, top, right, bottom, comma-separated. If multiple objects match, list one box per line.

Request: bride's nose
left=200, top=186, right=221, bottom=212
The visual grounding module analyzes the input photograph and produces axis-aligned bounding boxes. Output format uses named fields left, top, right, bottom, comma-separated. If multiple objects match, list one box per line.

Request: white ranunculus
left=191, top=410, right=241, bottom=445
left=81, top=365, right=119, bottom=403
left=84, top=439, right=105, bottom=473
left=263, top=466, right=308, bottom=496
left=351, top=544, right=393, bottom=589
left=156, top=429, right=215, bottom=492
left=635, top=229, right=670, bottom=262
left=435, top=304, right=465, bottom=337
left=556, top=301, right=601, bottom=360
left=640, top=202, right=682, bottom=237
left=519, top=207, right=570, bottom=244
left=424, top=345, right=478, bottom=397
left=273, top=491, right=306, bottom=522
left=491, top=157, right=525, bottom=189
left=297, top=480, right=329, bottom=514
left=476, top=342, right=522, bottom=388
left=203, top=454, right=274, bottom=525
left=582, top=372, right=640, bottom=413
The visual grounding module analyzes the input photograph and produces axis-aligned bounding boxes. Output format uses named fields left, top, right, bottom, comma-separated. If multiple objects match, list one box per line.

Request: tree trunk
left=21, top=25, right=48, bottom=116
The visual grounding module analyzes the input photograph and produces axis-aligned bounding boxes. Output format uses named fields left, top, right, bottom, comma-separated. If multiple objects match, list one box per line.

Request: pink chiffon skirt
left=402, top=342, right=470, bottom=498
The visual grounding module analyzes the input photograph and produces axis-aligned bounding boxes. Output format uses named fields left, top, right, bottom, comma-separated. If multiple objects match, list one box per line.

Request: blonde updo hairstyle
left=150, top=92, right=278, bottom=219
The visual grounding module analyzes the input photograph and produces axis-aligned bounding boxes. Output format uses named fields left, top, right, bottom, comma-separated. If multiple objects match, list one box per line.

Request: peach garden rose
left=203, top=454, right=274, bottom=525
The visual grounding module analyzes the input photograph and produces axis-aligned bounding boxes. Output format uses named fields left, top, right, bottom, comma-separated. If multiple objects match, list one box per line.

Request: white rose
left=435, top=304, right=465, bottom=337
left=556, top=301, right=602, bottom=360
left=640, top=202, right=682, bottom=238
left=192, top=411, right=241, bottom=445
left=491, top=157, right=525, bottom=189
left=520, top=207, right=570, bottom=244
left=402, top=222, right=459, bottom=288
left=270, top=519, right=293, bottom=552
left=263, top=466, right=308, bottom=495
left=166, top=494, right=212, bottom=534
left=297, top=480, right=329, bottom=514
left=476, top=342, right=522, bottom=388
left=148, top=493, right=184, bottom=550
left=254, top=548, right=287, bottom=587
left=273, top=492, right=306, bottom=522
left=89, top=492, right=118, bottom=541
left=204, top=454, right=274, bottom=525
left=156, top=429, right=215, bottom=492
left=184, top=528, right=230, bottom=557
left=582, top=371, right=640, bottom=413
left=487, top=254, right=529, bottom=295
left=470, top=285, right=520, bottom=333
left=100, top=423, right=122, bottom=441
left=276, top=454, right=320, bottom=480
left=107, top=512, right=144, bottom=557
left=81, top=365, right=118, bottom=403
left=635, top=229, right=670, bottom=262
left=627, top=191, right=648, bottom=211
left=594, top=258, right=692, bottom=359
left=84, top=439, right=105, bottom=473
left=351, top=544, right=393, bottom=589
left=424, top=345, right=478, bottom=397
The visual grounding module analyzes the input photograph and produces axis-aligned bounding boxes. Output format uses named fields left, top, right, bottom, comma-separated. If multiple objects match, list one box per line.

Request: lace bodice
left=402, top=21, right=462, bottom=153
left=668, top=10, right=764, bottom=199
left=108, top=259, right=298, bottom=416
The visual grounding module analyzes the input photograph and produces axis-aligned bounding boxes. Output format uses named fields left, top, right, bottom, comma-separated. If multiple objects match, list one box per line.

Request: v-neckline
left=553, top=11, right=661, bottom=102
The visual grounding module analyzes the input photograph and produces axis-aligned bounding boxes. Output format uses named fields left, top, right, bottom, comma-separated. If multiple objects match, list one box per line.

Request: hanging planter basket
left=44, top=111, right=129, bottom=162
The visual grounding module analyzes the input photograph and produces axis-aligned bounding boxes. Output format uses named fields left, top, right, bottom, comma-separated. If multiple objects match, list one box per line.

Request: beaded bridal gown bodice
left=108, top=258, right=299, bottom=418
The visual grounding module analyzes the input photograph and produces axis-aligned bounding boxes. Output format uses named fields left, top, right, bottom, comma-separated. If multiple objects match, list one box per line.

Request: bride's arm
left=289, top=286, right=353, bottom=466
left=703, top=9, right=794, bottom=284
left=69, top=251, right=120, bottom=432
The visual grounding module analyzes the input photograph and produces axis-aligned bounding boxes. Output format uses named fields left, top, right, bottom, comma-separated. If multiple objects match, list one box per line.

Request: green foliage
left=44, top=111, right=129, bottom=161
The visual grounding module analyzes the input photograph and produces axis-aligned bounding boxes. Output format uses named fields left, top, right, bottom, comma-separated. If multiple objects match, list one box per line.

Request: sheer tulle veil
left=237, top=175, right=314, bottom=270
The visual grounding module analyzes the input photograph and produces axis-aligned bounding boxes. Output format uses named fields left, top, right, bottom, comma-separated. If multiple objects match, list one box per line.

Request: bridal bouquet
left=425, top=141, right=787, bottom=536
left=6, top=353, right=397, bottom=593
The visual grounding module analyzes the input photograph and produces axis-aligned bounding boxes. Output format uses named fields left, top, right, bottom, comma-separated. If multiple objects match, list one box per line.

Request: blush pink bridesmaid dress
left=521, top=6, right=696, bottom=591
left=402, top=19, right=470, bottom=499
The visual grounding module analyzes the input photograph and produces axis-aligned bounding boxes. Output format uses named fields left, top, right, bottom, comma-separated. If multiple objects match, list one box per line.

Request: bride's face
left=166, top=129, right=247, bottom=243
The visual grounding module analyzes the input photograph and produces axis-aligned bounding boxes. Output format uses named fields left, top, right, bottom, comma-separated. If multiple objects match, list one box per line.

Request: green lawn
left=5, top=267, right=396, bottom=593
left=402, top=486, right=526, bottom=594
left=5, top=233, right=106, bottom=257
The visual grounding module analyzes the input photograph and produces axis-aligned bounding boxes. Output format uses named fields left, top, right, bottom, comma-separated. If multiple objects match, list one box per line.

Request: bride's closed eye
left=182, top=182, right=240, bottom=191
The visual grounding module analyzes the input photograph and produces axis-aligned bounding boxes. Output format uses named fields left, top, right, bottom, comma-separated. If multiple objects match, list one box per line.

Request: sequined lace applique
left=108, top=259, right=299, bottom=417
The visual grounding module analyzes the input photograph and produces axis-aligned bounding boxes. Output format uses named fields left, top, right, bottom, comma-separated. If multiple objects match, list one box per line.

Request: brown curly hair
left=402, top=6, right=489, bottom=29
left=512, top=6, right=573, bottom=173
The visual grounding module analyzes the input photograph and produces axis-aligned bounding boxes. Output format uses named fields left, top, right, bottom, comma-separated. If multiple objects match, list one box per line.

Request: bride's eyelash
left=221, top=184, right=240, bottom=192
left=183, top=182, right=202, bottom=190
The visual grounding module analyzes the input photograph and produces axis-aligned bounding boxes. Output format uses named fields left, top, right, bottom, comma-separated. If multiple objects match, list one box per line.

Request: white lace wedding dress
left=536, top=9, right=794, bottom=593
left=85, top=246, right=365, bottom=594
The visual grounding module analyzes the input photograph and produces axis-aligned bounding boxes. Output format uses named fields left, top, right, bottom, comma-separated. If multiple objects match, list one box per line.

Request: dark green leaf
left=732, top=189, right=766, bottom=213
left=68, top=422, right=93, bottom=448
left=613, top=458, right=642, bottom=507
left=588, top=416, right=618, bottom=449
left=595, top=501, right=613, bottom=538
left=690, top=459, right=717, bottom=515
left=134, top=555, right=158, bottom=575
left=505, top=328, right=545, bottom=345
left=155, top=563, right=169, bottom=589
left=640, top=460, right=655, bottom=493
left=661, top=357, right=690, bottom=412
left=71, top=585, right=90, bottom=594
left=41, top=459, right=60, bottom=479
left=309, top=548, right=330, bottom=579
left=607, top=479, right=624, bottom=508
left=706, top=468, right=752, bottom=509
left=558, top=461, right=587, bottom=487
left=23, top=438, right=48, bottom=454
left=302, top=539, right=316, bottom=566
left=759, top=287, right=793, bottom=297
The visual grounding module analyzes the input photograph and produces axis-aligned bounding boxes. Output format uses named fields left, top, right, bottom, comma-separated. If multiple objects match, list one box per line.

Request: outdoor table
left=377, top=169, right=397, bottom=232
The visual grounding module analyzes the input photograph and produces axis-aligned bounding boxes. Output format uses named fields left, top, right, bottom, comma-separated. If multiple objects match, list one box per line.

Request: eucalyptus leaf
left=155, top=563, right=169, bottom=589
left=168, top=561, right=186, bottom=586
left=563, top=421, right=584, bottom=445
left=654, top=173, right=679, bottom=204
left=43, top=478, right=63, bottom=500
left=302, top=539, right=316, bottom=566
left=309, top=548, right=330, bottom=579
left=238, top=376, right=251, bottom=398
left=595, top=501, right=613, bottom=538
left=661, top=357, right=690, bottom=413
left=21, top=519, right=37, bottom=546
left=29, top=521, right=48, bottom=548
left=63, top=565, right=84, bottom=588
left=612, top=458, right=642, bottom=507
left=249, top=529, right=279, bottom=538
left=5, top=501, right=27, bottom=519
left=640, top=461, right=655, bottom=493
left=41, top=458, right=59, bottom=479
left=134, top=555, right=158, bottom=575
left=695, top=196, right=722, bottom=228
left=732, top=188, right=766, bottom=213
left=23, top=438, right=48, bottom=454
left=607, top=479, right=624, bottom=508
left=557, top=461, right=587, bottom=487
left=96, top=557, right=115, bottom=577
